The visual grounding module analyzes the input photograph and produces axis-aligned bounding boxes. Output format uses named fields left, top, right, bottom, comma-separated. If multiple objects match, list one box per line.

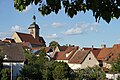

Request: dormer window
left=4, top=55, right=8, bottom=60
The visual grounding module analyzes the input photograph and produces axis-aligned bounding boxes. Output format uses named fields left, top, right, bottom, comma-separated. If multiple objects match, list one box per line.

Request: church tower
left=28, top=15, right=40, bottom=40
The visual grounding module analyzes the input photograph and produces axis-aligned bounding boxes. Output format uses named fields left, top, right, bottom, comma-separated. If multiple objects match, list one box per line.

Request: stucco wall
left=103, top=62, right=111, bottom=69
left=12, top=32, right=22, bottom=43
left=67, top=52, right=99, bottom=70
left=106, top=73, right=120, bottom=80
left=54, top=47, right=60, bottom=53
left=68, top=63, right=81, bottom=70
left=81, top=52, right=99, bottom=69
left=28, top=28, right=36, bottom=38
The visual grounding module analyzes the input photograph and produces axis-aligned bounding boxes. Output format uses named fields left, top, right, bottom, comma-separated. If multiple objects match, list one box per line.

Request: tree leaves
left=111, top=55, right=120, bottom=73
left=75, top=66, right=106, bottom=80
left=14, top=0, right=120, bottom=23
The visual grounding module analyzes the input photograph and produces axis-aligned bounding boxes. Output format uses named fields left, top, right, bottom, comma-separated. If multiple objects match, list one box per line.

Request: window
left=30, top=29, right=34, bottom=34
left=89, top=57, right=91, bottom=60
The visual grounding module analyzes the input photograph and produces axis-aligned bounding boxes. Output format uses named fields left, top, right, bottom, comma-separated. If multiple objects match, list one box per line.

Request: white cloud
left=64, top=28, right=82, bottom=35
left=11, top=25, right=23, bottom=32
left=0, top=32, right=6, bottom=35
left=0, top=32, right=8, bottom=40
left=64, top=22, right=99, bottom=35
left=23, top=5, right=31, bottom=12
left=45, top=34, right=58, bottom=39
left=52, top=22, right=66, bottom=27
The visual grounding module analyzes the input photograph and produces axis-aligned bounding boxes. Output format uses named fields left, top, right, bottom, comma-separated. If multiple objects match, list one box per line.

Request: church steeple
left=28, top=15, right=40, bottom=40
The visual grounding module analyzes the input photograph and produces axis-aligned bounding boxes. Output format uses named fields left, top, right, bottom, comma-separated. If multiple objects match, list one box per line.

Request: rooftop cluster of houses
left=0, top=15, right=120, bottom=79
left=49, top=44, right=120, bottom=71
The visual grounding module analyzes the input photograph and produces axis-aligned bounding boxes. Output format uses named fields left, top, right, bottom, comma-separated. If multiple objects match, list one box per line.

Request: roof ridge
left=16, top=32, right=32, bottom=35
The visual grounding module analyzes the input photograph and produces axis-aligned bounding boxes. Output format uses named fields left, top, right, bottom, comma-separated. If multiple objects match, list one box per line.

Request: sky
left=0, top=1, right=120, bottom=48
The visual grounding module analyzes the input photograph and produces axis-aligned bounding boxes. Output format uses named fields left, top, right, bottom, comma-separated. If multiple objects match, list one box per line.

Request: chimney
left=101, top=44, right=106, bottom=48
left=92, top=45, right=94, bottom=49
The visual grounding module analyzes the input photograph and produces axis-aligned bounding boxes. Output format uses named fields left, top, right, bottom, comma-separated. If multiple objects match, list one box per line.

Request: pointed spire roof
left=28, top=15, right=40, bottom=29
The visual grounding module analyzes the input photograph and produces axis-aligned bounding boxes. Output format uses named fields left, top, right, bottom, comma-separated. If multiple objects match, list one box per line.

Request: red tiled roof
left=16, top=32, right=40, bottom=44
left=53, top=46, right=79, bottom=60
left=97, top=44, right=120, bottom=63
left=82, top=47, right=101, bottom=59
left=58, top=46, right=68, bottom=51
left=68, top=50, right=90, bottom=64
left=65, top=47, right=75, bottom=53
left=66, top=46, right=79, bottom=60
left=53, top=52, right=66, bottom=60
left=106, top=44, right=120, bottom=62
left=44, top=47, right=53, bottom=53
left=91, top=49, right=101, bottom=59
left=97, top=48, right=112, bottom=61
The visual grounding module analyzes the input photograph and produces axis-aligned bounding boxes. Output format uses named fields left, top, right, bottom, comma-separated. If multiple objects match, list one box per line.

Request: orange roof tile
left=53, top=52, right=66, bottom=60
left=97, top=48, right=112, bottom=61
left=53, top=46, right=79, bottom=60
left=82, top=47, right=101, bottom=59
left=16, top=32, right=40, bottom=44
left=106, top=44, right=120, bottom=63
left=44, top=47, right=53, bottom=53
left=68, top=50, right=90, bottom=64
left=91, top=49, right=101, bottom=58
left=58, top=46, right=68, bottom=51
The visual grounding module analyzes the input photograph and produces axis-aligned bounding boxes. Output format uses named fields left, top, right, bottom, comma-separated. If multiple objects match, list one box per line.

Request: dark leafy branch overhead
left=14, top=0, right=120, bottom=23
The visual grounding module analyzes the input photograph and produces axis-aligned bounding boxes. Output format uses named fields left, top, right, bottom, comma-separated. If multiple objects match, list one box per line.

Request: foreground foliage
left=75, top=66, right=106, bottom=80
left=49, top=41, right=60, bottom=50
left=18, top=49, right=107, bottom=80
left=14, top=0, right=120, bottom=23
left=19, top=49, right=71, bottom=80
left=111, top=55, right=120, bottom=73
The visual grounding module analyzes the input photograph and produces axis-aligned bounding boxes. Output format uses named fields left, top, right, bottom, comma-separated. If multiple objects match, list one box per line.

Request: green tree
left=117, top=76, right=120, bottom=80
left=52, top=61, right=71, bottom=80
left=0, top=69, right=10, bottom=80
left=19, top=49, right=49, bottom=79
left=75, top=66, right=106, bottom=80
left=111, top=55, right=120, bottom=73
left=14, top=0, right=120, bottom=23
left=49, top=41, right=60, bottom=50
left=42, top=61, right=54, bottom=80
